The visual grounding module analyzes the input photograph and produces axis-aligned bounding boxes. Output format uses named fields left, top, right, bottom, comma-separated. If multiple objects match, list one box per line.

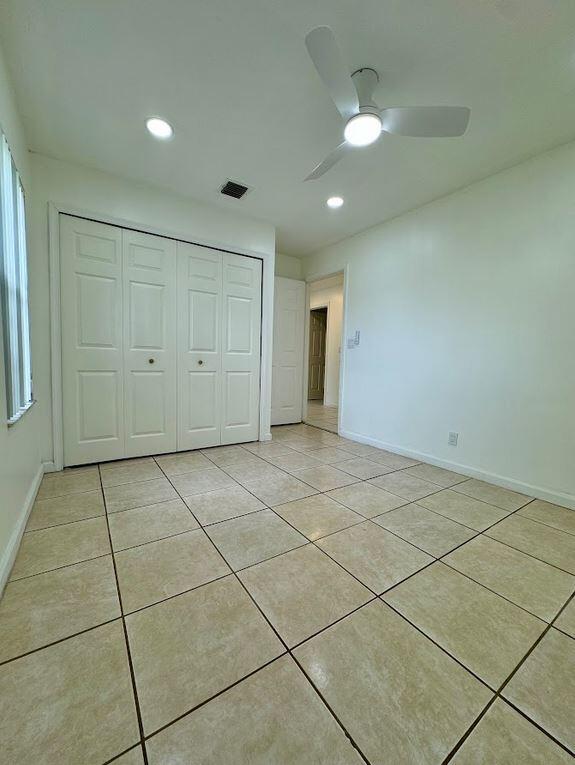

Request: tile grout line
left=151, top=455, right=373, bottom=765
left=442, top=587, right=575, bottom=762
left=97, top=464, right=150, bottom=765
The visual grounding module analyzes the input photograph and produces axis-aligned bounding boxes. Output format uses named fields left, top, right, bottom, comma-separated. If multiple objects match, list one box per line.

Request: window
left=0, top=131, right=32, bottom=424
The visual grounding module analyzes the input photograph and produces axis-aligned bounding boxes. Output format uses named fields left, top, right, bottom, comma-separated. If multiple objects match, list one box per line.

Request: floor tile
left=280, top=435, right=325, bottom=451
left=264, top=450, right=324, bottom=473
left=244, top=474, right=317, bottom=505
left=238, top=545, right=372, bottom=646
left=112, top=747, right=145, bottom=765
left=115, top=529, right=229, bottom=612
left=503, top=628, right=574, bottom=752
left=100, top=459, right=163, bottom=487
left=370, top=471, right=442, bottom=501
left=184, top=485, right=266, bottom=525
left=108, top=499, right=198, bottom=551
left=417, top=489, right=509, bottom=531
left=554, top=598, right=575, bottom=638
left=273, top=494, right=363, bottom=541
left=317, top=521, right=432, bottom=594
left=327, top=482, right=407, bottom=519
left=37, top=470, right=101, bottom=500
left=330, top=441, right=382, bottom=458
left=453, top=479, right=532, bottom=511
left=518, top=499, right=575, bottom=535
left=294, top=600, right=491, bottom=765
left=367, top=450, right=420, bottom=469
left=169, top=467, right=237, bottom=496
left=205, top=509, right=307, bottom=570
left=451, top=698, right=573, bottom=765
left=293, top=465, right=357, bottom=491
left=332, top=458, right=392, bottom=479
left=384, top=562, right=546, bottom=688
left=373, top=502, right=475, bottom=557
left=26, top=489, right=105, bottom=531
left=242, top=441, right=297, bottom=458
left=10, top=517, right=110, bottom=580
left=126, top=576, right=283, bottom=734
left=0, top=621, right=139, bottom=764
left=444, top=535, right=575, bottom=622
left=304, top=446, right=357, bottom=464
left=486, top=515, right=575, bottom=574
left=146, top=656, right=363, bottom=765
left=104, top=477, right=178, bottom=513
left=403, top=463, right=467, bottom=487
left=222, top=459, right=285, bottom=485
left=0, top=556, right=120, bottom=663
left=154, top=451, right=212, bottom=476
left=201, top=444, right=258, bottom=466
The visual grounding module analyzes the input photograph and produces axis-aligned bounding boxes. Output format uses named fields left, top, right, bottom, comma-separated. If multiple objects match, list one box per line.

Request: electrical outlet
left=354, top=330, right=360, bottom=346
left=346, top=338, right=355, bottom=349
left=448, top=432, right=459, bottom=446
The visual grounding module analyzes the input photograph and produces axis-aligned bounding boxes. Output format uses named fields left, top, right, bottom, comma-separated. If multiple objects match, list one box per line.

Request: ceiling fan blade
left=304, top=142, right=349, bottom=181
left=305, top=26, right=359, bottom=121
left=380, top=106, right=470, bottom=137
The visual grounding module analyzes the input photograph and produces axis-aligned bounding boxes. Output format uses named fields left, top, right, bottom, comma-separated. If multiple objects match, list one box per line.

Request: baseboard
left=260, top=432, right=272, bottom=442
left=0, top=463, right=45, bottom=596
left=340, top=428, right=575, bottom=511
left=42, top=461, right=58, bottom=473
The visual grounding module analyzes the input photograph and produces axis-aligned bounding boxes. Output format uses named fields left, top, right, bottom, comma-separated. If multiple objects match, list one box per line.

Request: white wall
left=0, top=43, right=43, bottom=591
left=275, top=252, right=302, bottom=279
left=303, top=141, right=575, bottom=507
left=29, top=153, right=276, bottom=467
left=309, top=275, right=343, bottom=407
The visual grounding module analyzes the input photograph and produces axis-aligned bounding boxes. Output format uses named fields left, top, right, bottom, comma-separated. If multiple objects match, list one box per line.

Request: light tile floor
left=304, top=400, right=339, bottom=433
left=1, top=424, right=574, bottom=764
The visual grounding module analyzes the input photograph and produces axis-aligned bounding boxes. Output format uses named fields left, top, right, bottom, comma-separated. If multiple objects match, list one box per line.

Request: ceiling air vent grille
left=220, top=180, right=250, bottom=199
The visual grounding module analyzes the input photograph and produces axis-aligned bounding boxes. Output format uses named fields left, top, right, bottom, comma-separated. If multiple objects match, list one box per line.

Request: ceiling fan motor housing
left=352, top=67, right=380, bottom=112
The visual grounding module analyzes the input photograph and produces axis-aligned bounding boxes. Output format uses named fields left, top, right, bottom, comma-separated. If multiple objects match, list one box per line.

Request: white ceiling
left=2, top=0, right=575, bottom=256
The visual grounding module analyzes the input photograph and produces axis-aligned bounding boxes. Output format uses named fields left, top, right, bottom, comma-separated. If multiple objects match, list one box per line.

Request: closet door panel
left=60, top=216, right=125, bottom=465
left=123, top=230, right=177, bottom=457
left=221, top=254, right=262, bottom=444
left=177, top=243, right=222, bottom=450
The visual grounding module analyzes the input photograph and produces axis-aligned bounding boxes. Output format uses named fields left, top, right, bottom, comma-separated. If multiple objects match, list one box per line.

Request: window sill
left=7, top=399, right=35, bottom=427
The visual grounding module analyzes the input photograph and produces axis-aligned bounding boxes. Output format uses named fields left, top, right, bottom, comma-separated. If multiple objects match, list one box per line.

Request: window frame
left=0, top=130, right=33, bottom=427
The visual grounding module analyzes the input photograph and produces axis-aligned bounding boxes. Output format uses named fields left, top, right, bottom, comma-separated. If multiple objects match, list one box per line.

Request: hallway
left=305, top=401, right=338, bottom=433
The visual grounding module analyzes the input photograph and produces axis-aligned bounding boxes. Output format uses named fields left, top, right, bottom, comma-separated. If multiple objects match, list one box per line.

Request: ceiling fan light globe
left=344, top=112, right=381, bottom=147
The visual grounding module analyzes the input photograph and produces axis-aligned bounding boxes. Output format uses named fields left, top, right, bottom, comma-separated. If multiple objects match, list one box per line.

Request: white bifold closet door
left=60, top=215, right=261, bottom=466
left=61, top=216, right=126, bottom=465
left=178, top=243, right=262, bottom=450
left=122, top=229, right=177, bottom=457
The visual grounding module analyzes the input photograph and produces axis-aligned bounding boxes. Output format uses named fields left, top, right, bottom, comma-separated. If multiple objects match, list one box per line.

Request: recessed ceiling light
left=327, top=196, right=344, bottom=209
left=146, top=117, right=174, bottom=140
left=344, top=112, right=382, bottom=147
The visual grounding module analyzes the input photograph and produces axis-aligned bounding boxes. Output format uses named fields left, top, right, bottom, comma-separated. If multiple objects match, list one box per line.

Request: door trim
left=301, top=266, right=349, bottom=434
left=48, top=203, right=274, bottom=471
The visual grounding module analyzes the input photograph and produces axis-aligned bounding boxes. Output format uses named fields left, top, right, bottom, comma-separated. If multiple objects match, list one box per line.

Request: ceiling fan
left=304, top=26, right=471, bottom=181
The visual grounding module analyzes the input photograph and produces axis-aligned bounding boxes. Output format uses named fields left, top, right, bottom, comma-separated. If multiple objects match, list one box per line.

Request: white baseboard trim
left=340, top=428, right=575, bottom=511
left=260, top=432, right=272, bottom=442
left=0, top=463, right=45, bottom=596
left=42, top=461, right=58, bottom=473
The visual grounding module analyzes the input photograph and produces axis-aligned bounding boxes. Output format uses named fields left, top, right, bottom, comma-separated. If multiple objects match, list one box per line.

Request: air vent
left=220, top=180, right=250, bottom=199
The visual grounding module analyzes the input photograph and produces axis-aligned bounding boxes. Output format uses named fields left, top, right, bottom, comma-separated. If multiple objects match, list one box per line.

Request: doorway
left=308, top=307, right=327, bottom=400
left=304, top=273, right=344, bottom=433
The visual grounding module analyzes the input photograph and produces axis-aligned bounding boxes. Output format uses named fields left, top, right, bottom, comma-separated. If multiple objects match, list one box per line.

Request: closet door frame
left=48, top=203, right=274, bottom=472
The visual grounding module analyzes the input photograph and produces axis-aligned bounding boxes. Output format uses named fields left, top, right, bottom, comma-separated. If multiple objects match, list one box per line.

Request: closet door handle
left=148, top=358, right=155, bottom=365
left=197, top=359, right=204, bottom=366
